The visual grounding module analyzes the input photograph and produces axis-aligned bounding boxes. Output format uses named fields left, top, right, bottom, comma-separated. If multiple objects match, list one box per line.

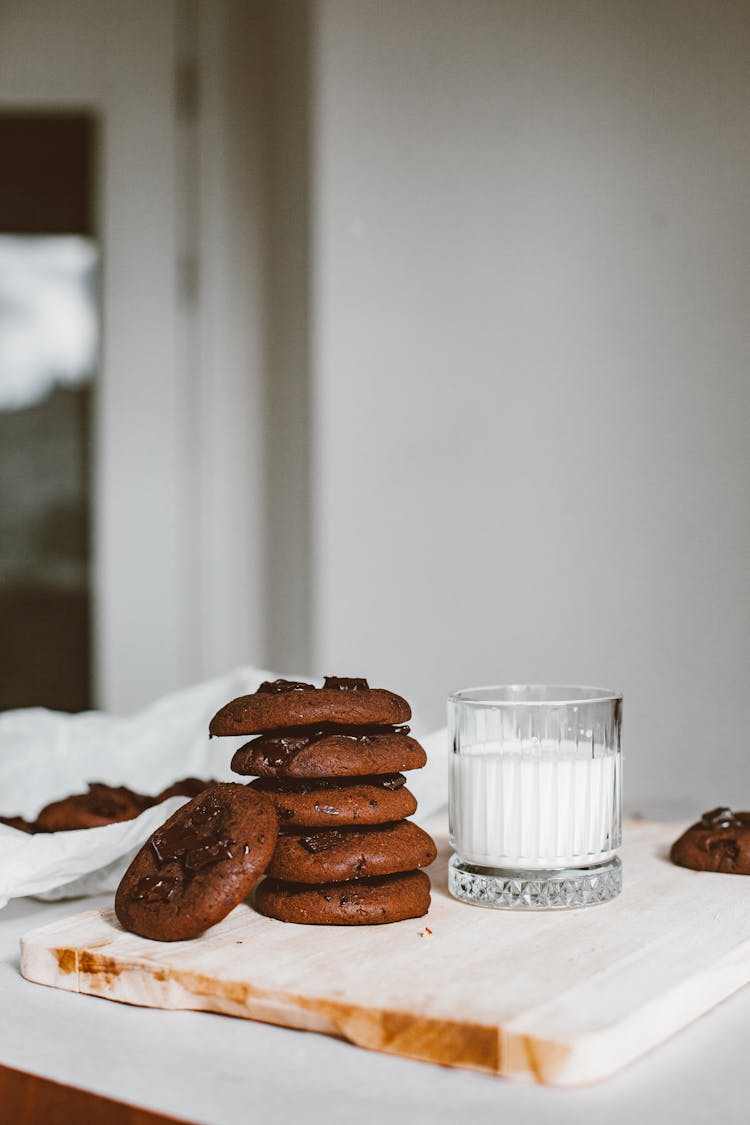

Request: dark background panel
left=0, top=113, right=94, bottom=235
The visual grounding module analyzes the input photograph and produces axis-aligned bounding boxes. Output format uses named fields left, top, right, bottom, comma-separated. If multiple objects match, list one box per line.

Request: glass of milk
left=448, top=685, right=623, bottom=910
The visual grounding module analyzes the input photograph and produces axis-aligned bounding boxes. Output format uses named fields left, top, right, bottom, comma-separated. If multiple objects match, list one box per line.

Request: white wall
left=310, top=0, right=750, bottom=808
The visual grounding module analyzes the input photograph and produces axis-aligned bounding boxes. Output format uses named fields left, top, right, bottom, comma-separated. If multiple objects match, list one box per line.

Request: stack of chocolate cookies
left=114, top=675, right=434, bottom=941
left=210, top=676, right=436, bottom=925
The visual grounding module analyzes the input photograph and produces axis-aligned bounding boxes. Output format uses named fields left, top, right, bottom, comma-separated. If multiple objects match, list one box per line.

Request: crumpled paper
left=0, top=667, right=448, bottom=909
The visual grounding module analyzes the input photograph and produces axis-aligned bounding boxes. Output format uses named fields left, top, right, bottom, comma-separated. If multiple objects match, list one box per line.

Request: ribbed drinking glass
left=448, top=685, right=623, bottom=910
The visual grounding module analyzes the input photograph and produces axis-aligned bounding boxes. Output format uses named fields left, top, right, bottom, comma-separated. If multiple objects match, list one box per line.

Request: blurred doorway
left=0, top=113, right=96, bottom=711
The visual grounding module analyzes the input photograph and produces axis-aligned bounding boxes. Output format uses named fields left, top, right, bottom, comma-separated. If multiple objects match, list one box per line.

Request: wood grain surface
left=19, top=818, right=750, bottom=1087
left=0, top=1063, right=187, bottom=1124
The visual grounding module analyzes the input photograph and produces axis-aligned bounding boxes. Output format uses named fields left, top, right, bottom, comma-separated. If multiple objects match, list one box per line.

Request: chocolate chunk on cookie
left=267, top=820, right=437, bottom=883
left=209, top=677, right=411, bottom=736
left=35, top=784, right=148, bottom=832
left=670, top=807, right=750, bottom=875
left=249, top=774, right=417, bottom=828
left=256, top=869, right=431, bottom=925
left=231, top=727, right=426, bottom=778
left=115, top=782, right=278, bottom=941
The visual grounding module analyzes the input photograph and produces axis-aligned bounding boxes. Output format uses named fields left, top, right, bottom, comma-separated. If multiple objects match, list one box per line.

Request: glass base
left=448, top=853, right=622, bottom=911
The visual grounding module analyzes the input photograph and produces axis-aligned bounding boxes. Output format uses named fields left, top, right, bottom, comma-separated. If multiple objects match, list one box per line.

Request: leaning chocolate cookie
left=249, top=775, right=418, bottom=828
left=115, top=782, right=278, bottom=941
left=231, top=726, right=426, bottom=778
left=267, top=820, right=437, bottom=884
left=209, top=676, right=411, bottom=736
left=255, top=869, right=431, bottom=925
left=670, top=807, right=750, bottom=875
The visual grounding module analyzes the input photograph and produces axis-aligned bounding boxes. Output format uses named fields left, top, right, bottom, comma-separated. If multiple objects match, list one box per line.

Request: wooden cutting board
left=20, top=818, right=750, bottom=1087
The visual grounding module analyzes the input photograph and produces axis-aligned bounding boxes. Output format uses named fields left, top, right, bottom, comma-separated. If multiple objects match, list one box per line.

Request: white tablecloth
left=1, top=894, right=748, bottom=1125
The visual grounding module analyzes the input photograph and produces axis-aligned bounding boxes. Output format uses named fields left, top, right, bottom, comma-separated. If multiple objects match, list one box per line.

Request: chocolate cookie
left=115, top=782, right=278, bottom=941
left=231, top=727, right=426, bottom=778
left=209, top=676, right=411, bottom=736
left=670, top=807, right=750, bottom=875
left=0, top=815, right=37, bottom=833
left=256, top=869, right=431, bottom=926
left=266, top=820, right=437, bottom=884
left=249, top=775, right=417, bottom=828
left=35, top=784, right=148, bottom=832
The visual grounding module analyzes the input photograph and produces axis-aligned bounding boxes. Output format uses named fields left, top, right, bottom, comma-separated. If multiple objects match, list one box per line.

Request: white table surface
left=2, top=892, right=749, bottom=1124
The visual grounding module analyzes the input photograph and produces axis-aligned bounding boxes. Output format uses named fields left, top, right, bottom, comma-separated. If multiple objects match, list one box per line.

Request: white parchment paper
left=0, top=666, right=448, bottom=909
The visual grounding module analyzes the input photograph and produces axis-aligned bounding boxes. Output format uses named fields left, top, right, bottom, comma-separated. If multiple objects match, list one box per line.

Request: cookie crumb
left=419, top=926, right=432, bottom=938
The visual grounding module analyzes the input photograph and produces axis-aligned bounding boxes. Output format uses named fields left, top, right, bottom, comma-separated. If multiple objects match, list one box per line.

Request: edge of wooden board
left=19, top=903, right=750, bottom=1087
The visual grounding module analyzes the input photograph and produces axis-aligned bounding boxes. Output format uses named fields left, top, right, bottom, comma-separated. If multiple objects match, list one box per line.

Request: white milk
left=449, top=742, right=621, bottom=870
